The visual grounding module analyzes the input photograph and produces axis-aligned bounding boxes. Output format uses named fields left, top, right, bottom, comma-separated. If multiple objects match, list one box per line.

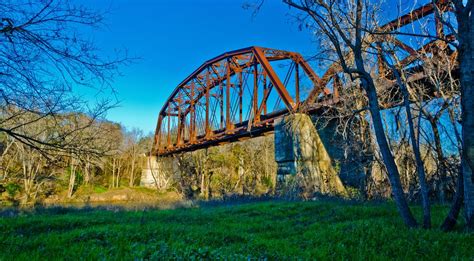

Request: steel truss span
left=153, top=1, right=456, bottom=156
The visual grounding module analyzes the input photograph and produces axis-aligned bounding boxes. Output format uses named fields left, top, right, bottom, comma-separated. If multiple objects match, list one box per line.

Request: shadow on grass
left=0, top=192, right=436, bottom=221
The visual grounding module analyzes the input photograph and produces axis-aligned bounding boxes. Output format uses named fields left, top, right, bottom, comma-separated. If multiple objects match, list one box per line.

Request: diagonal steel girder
left=252, top=47, right=296, bottom=111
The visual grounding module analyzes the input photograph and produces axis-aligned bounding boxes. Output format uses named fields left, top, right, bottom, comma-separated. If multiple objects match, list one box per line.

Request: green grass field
left=0, top=200, right=473, bottom=260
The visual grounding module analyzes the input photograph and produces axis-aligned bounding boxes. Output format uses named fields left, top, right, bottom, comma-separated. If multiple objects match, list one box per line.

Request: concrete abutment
left=274, top=113, right=346, bottom=198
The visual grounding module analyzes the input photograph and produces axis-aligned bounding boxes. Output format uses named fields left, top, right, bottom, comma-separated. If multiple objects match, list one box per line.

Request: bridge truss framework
left=153, top=0, right=456, bottom=156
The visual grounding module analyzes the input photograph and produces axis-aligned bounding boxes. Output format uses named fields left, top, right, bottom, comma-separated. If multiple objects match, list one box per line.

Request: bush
left=5, top=183, right=21, bottom=198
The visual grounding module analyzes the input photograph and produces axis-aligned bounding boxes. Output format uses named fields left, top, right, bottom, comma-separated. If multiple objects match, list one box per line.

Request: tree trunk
left=130, top=154, right=135, bottom=187
left=364, top=78, right=418, bottom=227
left=239, top=156, right=245, bottom=195
left=130, top=162, right=135, bottom=187
left=151, top=157, right=162, bottom=190
left=0, top=139, right=14, bottom=179
left=457, top=4, right=474, bottom=229
left=200, top=170, right=206, bottom=198
left=84, top=156, right=91, bottom=186
left=381, top=50, right=431, bottom=227
left=441, top=165, right=464, bottom=231
left=116, top=161, right=122, bottom=188
left=398, top=71, right=431, bottom=228
left=207, top=171, right=213, bottom=199
left=68, top=158, right=76, bottom=198
left=111, top=158, right=116, bottom=188
left=428, top=116, right=448, bottom=203
left=22, top=160, right=32, bottom=204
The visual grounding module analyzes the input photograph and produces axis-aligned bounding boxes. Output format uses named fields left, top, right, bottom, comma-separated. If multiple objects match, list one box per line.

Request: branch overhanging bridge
left=153, top=1, right=457, bottom=156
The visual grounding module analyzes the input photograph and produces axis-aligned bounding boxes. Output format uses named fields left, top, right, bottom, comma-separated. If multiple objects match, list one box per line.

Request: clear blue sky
left=79, top=0, right=318, bottom=135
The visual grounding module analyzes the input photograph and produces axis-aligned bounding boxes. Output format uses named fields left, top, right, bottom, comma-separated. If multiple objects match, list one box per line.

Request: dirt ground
left=38, top=187, right=184, bottom=209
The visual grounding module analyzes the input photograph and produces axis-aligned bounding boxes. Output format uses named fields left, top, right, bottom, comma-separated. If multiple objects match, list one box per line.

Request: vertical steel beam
left=189, top=82, right=196, bottom=143
left=238, top=70, right=243, bottom=123
left=253, top=62, right=260, bottom=123
left=263, top=71, right=267, bottom=115
left=375, top=42, right=391, bottom=82
left=167, top=103, right=171, bottom=148
left=176, top=107, right=183, bottom=146
left=377, top=46, right=385, bottom=79
left=295, top=63, right=300, bottom=105
left=205, top=69, right=212, bottom=138
left=434, top=2, right=445, bottom=39
left=153, top=114, right=163, bottom=153
left=333, top=74, right=340, bottom=99
left=220, top=82, right=224, bottom=129
left=225, top=61, right=232, bottom=131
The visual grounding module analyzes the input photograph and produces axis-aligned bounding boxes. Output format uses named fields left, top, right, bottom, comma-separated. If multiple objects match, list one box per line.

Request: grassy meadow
left=0, top=200, right=473, bottom=260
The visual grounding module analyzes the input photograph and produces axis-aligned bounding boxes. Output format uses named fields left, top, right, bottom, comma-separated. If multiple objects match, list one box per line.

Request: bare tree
left=451, top=0, right=474, bottom=230
left=379, top=48, right=431, bottom=228
left=283, top=0, right=418, bottom=227
left=0, top=0, right=128, bottom=157
left=125, top=128, right=143, bottom=187
left=378, top=0, right=473, bottom=229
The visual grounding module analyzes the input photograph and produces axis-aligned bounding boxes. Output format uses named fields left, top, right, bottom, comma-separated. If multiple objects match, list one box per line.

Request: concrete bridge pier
left=140, top=156, right=177, bottom=190
left=274, top=113, right=346, bottom=198
left=140, top=156, right=160, bottom=189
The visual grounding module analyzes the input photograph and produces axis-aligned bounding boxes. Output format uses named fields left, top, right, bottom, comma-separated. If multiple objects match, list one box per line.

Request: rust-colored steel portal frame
left=153, top=1, right=455, bottom=156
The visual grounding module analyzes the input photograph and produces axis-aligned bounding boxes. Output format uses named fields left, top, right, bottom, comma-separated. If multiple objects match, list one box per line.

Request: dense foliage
left=0, top=121, right=151, bottom=204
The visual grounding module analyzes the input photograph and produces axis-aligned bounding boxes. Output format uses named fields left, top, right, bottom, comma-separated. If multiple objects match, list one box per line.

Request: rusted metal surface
left=153, top=46, right=330, bottom=156
left=153, top=1, right=456, bottom=156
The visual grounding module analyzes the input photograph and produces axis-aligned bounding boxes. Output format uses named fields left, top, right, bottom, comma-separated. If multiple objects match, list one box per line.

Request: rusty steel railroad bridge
left=153, top=1, right=457, bottom=156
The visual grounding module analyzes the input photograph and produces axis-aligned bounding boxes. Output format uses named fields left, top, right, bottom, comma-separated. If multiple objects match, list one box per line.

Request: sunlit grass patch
left=0, top=200, right=472, bottom=260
